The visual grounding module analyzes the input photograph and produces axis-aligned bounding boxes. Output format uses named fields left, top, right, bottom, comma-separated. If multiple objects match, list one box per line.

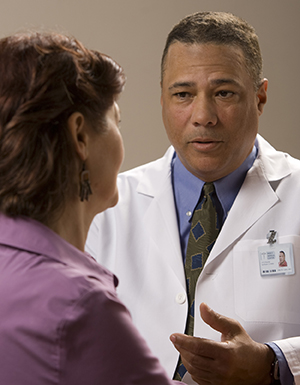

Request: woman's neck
left=48, top=200, right=92, bottom=252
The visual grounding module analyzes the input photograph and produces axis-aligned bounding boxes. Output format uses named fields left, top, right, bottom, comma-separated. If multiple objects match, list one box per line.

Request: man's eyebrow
left=168, top=81, right=196, bottom=91
left=210, top=78, right=240, bottom=86
left=168, top=78, right=240, bottom=91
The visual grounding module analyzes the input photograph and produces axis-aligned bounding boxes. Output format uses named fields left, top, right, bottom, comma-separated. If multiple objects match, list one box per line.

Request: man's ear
left=160, top=80, right=164, bottom=108
left=257, top=78, right=268, bottom=115
left=67, top=112, right=89, bottom=161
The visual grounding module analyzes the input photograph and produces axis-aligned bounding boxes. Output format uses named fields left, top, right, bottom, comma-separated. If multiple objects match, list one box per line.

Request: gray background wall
left=1, top=0, right=299, bottom=171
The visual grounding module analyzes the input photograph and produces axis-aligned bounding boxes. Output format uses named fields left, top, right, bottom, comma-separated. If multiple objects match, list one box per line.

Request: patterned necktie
left=174, top=182, right=220, bottom=381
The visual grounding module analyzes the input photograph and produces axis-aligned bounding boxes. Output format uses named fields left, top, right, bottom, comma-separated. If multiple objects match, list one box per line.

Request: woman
left=0, top=32, right=183, bottom=384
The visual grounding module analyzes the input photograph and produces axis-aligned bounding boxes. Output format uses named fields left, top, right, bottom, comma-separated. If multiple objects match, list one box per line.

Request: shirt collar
left=214, top=142, right=258, bottom=218
left=0, top=213, right=117, bottom=284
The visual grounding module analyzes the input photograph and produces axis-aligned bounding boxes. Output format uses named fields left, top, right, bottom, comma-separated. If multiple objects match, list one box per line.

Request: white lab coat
left=86, top=135, right=300, bottom=384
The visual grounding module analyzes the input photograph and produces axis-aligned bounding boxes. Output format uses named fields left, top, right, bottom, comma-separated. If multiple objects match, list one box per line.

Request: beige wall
left=1, top=0, right=299, bottom=171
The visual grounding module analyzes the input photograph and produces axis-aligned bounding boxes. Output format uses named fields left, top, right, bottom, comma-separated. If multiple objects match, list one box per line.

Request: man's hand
left=170, top=303, right=275, bottom=385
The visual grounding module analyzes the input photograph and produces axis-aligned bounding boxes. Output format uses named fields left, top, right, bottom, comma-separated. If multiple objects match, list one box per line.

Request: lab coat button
left=176, top=293, right=186, bottom=304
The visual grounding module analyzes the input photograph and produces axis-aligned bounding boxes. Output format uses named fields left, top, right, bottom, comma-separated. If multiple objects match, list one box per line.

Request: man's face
left=279, top=252, right=285, bottom=264
left=161, top=42, right=268, bottom=182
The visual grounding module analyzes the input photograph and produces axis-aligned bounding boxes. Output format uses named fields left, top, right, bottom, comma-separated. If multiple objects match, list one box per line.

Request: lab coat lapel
left=136, top=147, right=186, bottom=286
left=207, top=162, right=278, bottom=263
left=206, top=136, right=292, bottom=266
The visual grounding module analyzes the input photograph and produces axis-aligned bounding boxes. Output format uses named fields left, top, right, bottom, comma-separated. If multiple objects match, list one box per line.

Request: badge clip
left=267, top=230, right=277, bottom=244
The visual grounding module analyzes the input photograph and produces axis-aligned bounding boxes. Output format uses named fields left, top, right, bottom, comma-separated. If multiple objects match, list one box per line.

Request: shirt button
left=176, top=293, right=186, bottom=304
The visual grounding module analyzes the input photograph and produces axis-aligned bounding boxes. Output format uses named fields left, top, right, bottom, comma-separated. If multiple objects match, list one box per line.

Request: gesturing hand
left=170, top=303, right=275, bottom=385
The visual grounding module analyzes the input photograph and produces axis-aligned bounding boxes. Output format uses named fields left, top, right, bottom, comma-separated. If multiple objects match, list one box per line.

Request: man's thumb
left=199, top=302, right=241, bottom=340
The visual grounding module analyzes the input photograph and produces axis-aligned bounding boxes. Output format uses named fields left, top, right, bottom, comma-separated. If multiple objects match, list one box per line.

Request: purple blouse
left=0, top=214, right=182, bottom=385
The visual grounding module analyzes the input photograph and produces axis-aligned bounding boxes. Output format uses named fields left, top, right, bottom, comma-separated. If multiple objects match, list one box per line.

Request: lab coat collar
left=135, top=146, right=175, bottom=197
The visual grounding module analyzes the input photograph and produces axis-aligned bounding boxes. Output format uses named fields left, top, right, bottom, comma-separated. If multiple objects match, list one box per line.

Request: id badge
left=258, top=231, right=295, bottom=277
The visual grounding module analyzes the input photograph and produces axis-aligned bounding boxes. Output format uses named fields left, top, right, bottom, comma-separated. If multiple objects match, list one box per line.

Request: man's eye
left=174, top=92, right=190, bottom=99
left=217, top=90, right=234, bottom=98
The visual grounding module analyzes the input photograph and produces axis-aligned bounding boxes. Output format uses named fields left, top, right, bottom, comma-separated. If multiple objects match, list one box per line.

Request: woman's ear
left=67, top=112, right=89, bottom=161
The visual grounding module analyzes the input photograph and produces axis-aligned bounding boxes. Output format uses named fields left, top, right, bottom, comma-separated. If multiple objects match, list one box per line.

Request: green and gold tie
left=174, top=182, right=220, bottom=381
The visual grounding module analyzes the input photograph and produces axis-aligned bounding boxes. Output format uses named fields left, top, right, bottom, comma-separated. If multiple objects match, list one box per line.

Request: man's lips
left=188, top=138, right=222, bottom=150
left=189, top=137, right=221, bottom=143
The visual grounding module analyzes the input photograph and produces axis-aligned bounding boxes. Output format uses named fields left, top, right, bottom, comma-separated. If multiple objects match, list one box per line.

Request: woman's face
left=87, top=102, right=124, bottom=213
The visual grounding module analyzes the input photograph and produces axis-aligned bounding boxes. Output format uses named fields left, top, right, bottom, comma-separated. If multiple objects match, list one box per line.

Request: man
left=279, top=251, right=288, bottom=267
left=86, top=12, right=300, bottom=384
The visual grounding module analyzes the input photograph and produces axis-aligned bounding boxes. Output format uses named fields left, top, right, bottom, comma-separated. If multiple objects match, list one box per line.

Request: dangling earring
left=79, top=163, right=92, bottom=201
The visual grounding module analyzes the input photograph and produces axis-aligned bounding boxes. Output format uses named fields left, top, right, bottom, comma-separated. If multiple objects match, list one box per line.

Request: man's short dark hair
left=161, top=11, right=263, bottom=90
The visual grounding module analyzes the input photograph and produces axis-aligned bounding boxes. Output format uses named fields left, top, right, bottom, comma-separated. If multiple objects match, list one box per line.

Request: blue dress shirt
left=171, top=141, right=294, bottom=384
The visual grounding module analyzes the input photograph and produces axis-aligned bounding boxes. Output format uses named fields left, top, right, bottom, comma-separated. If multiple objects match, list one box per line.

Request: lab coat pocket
left=233, top=235, right=300, bottom=324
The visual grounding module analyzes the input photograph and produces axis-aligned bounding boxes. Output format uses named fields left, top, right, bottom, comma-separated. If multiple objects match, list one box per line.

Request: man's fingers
left=200, top=302, right=242, bottom=340
left=170, top=335, right=217, bottom=383
left=170, top=333, right=204, bottom=353
left=170, top=333, right=220, bottom=359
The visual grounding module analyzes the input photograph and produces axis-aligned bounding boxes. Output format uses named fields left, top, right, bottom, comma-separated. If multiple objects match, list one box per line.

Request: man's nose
left=191, top=96, right=217, bottom=127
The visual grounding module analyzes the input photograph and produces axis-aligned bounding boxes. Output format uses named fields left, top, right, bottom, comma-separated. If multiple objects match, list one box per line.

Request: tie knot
left=203, top=182, right=215, bottom=196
